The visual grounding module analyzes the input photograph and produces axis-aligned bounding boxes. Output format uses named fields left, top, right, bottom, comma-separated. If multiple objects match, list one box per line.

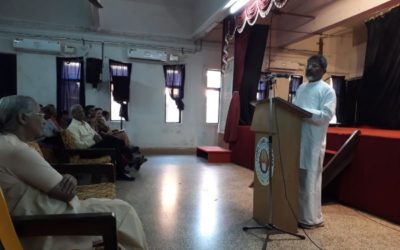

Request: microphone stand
left=243, top=77, right=305, bottom=250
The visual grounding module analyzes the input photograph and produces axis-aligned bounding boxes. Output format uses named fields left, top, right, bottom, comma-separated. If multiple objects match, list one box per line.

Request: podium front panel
left=252, top=100, right=303, bottom=233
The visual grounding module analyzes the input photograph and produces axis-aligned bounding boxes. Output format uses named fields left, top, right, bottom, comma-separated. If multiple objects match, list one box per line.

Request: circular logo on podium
left=255, top=137, right=274, bottom=186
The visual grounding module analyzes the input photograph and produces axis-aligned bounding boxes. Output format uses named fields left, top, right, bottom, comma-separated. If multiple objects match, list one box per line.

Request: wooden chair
left=28, top=142, right=116, bottom=200
left=0, top=187, right=118, bottom=250
left=58, top=129, right=116, bottom=165
left=322, top=129, right=361, bottom=189
left=0, top=188, right=23, bottom=249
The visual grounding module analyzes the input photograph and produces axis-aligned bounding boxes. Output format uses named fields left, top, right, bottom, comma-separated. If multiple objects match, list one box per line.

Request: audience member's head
left=58, top=110, right=70, bottom=129
left=84, top=105, right=95, bottom=119
left=42, top=104, right=57, bottom=120
left=102, top=110, right=110, bottom=121
left=95, top=108, right=103, bottom=118
left=0, top=95, right=45, bottom=141
left=70, top=104, right=86, bottom=122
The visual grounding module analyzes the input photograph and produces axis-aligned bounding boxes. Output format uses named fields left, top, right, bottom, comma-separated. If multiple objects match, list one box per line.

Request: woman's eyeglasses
left=27, top=112, right=45, bottom=117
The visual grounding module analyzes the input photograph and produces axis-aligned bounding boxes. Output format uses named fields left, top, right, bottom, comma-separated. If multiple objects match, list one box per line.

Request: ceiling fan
left=88, top=0, right=103, bottom=8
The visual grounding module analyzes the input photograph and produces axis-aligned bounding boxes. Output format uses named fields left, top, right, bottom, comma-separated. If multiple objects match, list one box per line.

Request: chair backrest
left=0, top=188, right=23, bottom=250
left=59, top=129, right=77, bottom=150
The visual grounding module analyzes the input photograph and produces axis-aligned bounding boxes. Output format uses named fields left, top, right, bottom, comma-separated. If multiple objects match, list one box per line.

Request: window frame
left=205, top=69, right=222, bottom=124
left=109, top=63, right=129, bottom=121
left=165, top=87, right=182, bottom=123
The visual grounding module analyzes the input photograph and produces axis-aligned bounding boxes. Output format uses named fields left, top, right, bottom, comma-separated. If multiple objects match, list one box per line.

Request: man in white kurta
left=293, top=55, right=336, bottom=228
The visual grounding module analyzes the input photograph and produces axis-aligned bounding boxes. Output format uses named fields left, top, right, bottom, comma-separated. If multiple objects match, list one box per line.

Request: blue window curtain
left=163, top=64, right=185, bottom=110
left=288, top=75, right=303, bottom=103
left=56, top=57, right=84, bottom=114
left=109, top=59, right=132, bottom=120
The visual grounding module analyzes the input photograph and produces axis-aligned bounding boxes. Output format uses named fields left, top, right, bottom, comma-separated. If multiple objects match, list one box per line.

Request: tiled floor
left=117, top=155, right=400, bottom=250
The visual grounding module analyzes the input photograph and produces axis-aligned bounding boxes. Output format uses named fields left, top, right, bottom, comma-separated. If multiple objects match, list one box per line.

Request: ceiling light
left=224, top=0, right=237, bottom=9
left=230, top=0, right=250, bottom=14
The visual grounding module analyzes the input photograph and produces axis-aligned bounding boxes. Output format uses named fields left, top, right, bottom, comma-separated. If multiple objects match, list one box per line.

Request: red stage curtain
left=224, top=91, right=240, bottom=143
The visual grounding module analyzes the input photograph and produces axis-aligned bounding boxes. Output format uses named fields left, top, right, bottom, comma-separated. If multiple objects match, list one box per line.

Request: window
left=110, top=64, right=128, bottom=121
left=206, top=70, right=221, bottom=123
left=256, top=72, right=271, bottom=101
left=165, top=88, right=181, bottom=123
left=57, top=58, right=84, bottom=113
left=288, top=75, right=303, bottom=103
left=163, top=65, right=185, bottom=123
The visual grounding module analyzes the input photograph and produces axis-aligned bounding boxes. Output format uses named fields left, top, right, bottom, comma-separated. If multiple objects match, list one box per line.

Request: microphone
left=267, top=73, right=290, bottom=79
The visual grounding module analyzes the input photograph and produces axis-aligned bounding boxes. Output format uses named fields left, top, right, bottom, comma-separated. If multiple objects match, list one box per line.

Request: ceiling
left=202, top=0, right=400, bottom=48
left=0, top=0, right=398, bottom=50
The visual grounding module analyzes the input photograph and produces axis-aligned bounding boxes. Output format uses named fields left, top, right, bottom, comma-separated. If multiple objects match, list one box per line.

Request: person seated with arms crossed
left=67, top=104, right=138, bottom=181
left=0, top=95, right=148, bottom=249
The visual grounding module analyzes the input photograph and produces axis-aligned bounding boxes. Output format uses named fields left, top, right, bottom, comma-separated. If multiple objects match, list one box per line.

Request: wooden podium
left=250, top=97, right=311, bottom=233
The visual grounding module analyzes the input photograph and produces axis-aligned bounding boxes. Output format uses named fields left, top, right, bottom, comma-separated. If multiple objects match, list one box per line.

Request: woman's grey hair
left=0, top=95, right=37, bottom=133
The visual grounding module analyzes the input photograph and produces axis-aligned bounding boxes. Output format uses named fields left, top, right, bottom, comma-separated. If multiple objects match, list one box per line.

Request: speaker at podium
left=250, top=97, right=311, bottom=233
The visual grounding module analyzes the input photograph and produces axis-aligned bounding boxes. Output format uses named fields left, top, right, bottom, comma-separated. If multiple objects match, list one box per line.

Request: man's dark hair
left=308, top=54, right=328, bottom=71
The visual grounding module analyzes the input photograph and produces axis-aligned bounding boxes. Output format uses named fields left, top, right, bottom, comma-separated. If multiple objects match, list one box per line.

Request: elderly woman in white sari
left=0, top=95, right=148, bottom=250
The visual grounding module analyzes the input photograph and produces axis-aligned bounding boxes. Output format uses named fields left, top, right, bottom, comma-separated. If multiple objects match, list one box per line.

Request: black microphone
left=268, top=73, right=290, bottom=79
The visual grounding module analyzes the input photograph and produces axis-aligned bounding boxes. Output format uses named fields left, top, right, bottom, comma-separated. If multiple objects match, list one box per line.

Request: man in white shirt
left=67, top=104, right=135, bottom=181
left=293, top=54, right=336, bottom=229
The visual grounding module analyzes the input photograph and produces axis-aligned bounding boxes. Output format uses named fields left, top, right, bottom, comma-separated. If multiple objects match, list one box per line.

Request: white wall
left=0, top=35, right=221, bottom=149
left=17, top=53, right=57, bottom=105
left=265, top=25, right=367, bottom=97
left=100, top=0, right=194, bottom=38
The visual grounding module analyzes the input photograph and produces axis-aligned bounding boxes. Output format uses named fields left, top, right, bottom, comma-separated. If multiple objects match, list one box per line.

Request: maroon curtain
left=233, top=26, right=250, bottom=91
left=224, top=91, right=240, bottom=143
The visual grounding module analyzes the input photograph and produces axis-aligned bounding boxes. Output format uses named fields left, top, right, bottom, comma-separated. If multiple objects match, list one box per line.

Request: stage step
left=196, top=146, right=231, bottom=163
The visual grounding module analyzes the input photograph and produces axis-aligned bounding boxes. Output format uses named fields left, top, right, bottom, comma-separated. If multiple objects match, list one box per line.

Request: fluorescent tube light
left=230, top=0, right=250, bottom=14
left=224, top=0, right=237, bottom=9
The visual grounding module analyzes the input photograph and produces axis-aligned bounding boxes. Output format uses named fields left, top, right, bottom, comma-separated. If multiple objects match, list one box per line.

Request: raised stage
left=196, top=146, right=231, bottom=163
left=326, top=127, right=400, bottom=224
left=228, top=125, right=400, bottom=225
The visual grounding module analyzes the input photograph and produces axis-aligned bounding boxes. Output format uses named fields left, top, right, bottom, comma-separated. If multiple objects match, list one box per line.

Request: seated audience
left=67, top=104, right=139, bottom=181
left=96, top=108, right=131, bottom=146
left=42, top=104, right=61, bottom=138
left=85, top=105, right=97, bottom=130
left=0, top=95, right=148, bottom=249
left=57, top=110, right=70, bottom=129
left=95, top=108, right=147, bottom=170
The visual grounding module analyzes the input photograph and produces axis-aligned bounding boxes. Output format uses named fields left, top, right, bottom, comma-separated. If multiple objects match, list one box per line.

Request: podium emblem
left=255, top=137, right=274, bottom=186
